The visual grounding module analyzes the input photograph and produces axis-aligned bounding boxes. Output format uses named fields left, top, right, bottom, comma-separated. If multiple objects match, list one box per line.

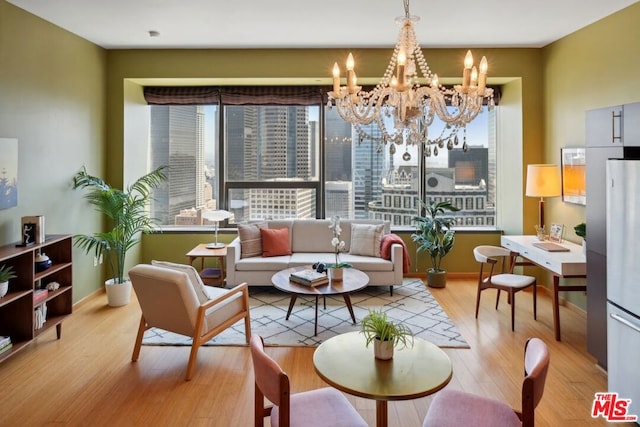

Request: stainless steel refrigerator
left=606, top=158, right=640, bottom=421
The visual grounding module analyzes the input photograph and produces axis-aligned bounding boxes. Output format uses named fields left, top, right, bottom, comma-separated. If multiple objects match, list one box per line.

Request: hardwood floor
left=0, top=277, right=627, bottom=426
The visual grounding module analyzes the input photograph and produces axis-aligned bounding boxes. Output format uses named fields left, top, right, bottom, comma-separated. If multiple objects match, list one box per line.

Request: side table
left=186, top=243, right=227, bottom=287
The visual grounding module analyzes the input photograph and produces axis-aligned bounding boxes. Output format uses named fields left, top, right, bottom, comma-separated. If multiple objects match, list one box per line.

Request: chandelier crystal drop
left=328, top=0, right=494, bottom=156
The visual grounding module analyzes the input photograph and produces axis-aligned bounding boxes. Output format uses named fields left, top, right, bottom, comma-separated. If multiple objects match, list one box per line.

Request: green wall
left=543, top=1, right=640, bottom=307
left=0, top=1, right=107, bottom=302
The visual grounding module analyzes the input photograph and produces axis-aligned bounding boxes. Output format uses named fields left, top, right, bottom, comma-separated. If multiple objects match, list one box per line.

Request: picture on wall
left=0, top=138, right=18, bottom=210
left=561, top=147, right=586, bottom=205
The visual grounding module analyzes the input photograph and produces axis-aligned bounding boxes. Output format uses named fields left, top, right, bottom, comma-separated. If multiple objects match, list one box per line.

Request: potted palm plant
left=72, top=165, right=168, bottom=307
left=411, top=199, right=461, bottom=288
left=0, top=264, right=17, bottom=298
left=361, top=309, right=413, bottom=360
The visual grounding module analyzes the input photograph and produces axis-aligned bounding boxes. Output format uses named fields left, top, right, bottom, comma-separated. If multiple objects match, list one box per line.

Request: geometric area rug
left=141, top=278, right=469, bottom=348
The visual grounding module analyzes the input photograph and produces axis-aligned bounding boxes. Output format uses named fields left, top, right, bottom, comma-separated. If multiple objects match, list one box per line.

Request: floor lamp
left=525, top=164, right=561, bottom=231
left=202, top=209, right=232, bottom=249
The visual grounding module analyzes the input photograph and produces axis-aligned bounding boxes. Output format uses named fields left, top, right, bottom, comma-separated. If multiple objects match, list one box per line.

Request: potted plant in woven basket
left=361, top=309, right=413, bottom=360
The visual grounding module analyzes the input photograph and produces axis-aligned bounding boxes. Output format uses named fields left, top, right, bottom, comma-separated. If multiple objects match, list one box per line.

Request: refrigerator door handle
left=610, top=312, right=640, bottom=333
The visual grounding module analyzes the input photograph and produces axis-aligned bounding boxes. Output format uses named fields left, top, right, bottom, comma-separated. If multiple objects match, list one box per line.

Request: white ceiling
left=7, top=0, right=639, bottom=49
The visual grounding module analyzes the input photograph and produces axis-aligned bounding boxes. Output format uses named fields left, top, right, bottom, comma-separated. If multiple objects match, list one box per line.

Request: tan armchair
left=129, top=264, right=251, bottom=381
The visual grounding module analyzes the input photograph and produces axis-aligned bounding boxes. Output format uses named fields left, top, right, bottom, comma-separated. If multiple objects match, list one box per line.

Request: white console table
left=501, top=235, right=586, bottom=341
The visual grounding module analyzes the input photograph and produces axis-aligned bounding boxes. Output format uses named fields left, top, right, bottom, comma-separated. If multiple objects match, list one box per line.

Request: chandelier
left=328, top=0, right=494, bottom=157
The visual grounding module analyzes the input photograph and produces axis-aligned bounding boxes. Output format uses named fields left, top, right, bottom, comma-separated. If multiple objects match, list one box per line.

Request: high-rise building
left=150, top=105, right=205, bottom=225
left=353, top=124, right=388, bottom=219
left=325, top=181, right=353, bottom=218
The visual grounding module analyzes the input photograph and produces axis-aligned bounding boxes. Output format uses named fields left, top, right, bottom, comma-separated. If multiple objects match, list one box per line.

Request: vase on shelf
left=0, top=281, right=8, bottom=298
left=328, top=267, right=343, bottom=281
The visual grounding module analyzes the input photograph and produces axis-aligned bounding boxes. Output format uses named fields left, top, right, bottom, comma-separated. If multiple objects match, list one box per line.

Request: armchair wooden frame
left=130, top=267, right=251, bottom=381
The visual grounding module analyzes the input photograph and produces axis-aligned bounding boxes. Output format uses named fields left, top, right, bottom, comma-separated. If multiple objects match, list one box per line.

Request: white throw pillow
left=151, top=260, right=210, bottom=304
left=349, top=223, right=384, bottom=257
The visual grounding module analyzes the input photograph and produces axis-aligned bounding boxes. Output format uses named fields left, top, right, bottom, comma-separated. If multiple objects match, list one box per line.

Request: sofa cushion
left=289, top=253, right=393, bottom=272
left=291, top=219, right=334, bottom=253
left=238, top=222, right=267, bottom=258
left=235, top=256, right=291, bottom=271
left=349, top=223, right=384, bottom=257
left=261, top=227, right=292, bottom=257
left=150, top=260, right=210, bottom=304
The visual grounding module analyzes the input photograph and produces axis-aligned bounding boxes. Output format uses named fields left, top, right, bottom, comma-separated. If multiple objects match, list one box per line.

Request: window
left=324, top=105, right=497, bottom=228
left=146, top=86, right=497, bottom=229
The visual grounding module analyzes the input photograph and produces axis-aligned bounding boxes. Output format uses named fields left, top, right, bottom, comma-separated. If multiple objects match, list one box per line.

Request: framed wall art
left=561, top=147, right=586, bottom=205
left=0, top=138, right=19, bottom=210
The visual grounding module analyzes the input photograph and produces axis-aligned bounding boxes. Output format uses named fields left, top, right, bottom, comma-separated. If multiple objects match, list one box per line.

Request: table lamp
left=525, top=164, right=561, bottom=229
left=202, top=209, right=232, bottom=249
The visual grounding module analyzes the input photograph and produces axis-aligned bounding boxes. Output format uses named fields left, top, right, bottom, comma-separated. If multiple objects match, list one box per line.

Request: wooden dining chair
left=423, top=337, right=550, bottom=427
left=249, top=335, right=367, bottom=427
left=473, top=245, right=537, bottom=331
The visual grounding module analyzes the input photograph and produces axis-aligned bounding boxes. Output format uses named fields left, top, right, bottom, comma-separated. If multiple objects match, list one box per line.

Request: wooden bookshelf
left=0, top=235, right=73, bottom=363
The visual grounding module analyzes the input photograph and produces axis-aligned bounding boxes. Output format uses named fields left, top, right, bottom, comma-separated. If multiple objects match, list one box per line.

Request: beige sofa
left=226, top=219, right=404, bottom=293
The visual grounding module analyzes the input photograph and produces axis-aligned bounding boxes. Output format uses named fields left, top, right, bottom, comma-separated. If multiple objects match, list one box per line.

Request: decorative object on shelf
left=72, top=165, right=168, bottom=307
left=20, top=215, right=45, bottom=246
left=202, top=209, right=232, bottom=249
left=0, top=264, right=17, bottom=298
left=525, top=164, right=561, bottom=229
left=549, top=223, right=565, bottom=243
left=411, top=199, right=460, bottom=288
left=561, top=147, right=586, bottom=205
left=327, top=0, right=494, bottom=157
left=325, top=216, right=351, bottom=280
left=46, top=281, right=61, bottom=291
left=34, top=253, right=52, bottom=272
left=535, top=225, right=546, bottom=241
left=361, top=309, right=413, bottom=360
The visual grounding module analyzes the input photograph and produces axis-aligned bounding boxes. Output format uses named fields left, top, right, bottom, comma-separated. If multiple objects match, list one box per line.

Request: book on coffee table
left=289, top=269, right=329, bottom=287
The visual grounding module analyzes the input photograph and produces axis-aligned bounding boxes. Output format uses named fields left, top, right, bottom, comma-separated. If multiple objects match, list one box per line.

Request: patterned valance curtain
left=143, top=87, right=220, bottom=105
left=144, top=84, right=499, bottom=106
left=143, top=86, right=324, bottom=106
left=220, top=86, right=323, bottom=106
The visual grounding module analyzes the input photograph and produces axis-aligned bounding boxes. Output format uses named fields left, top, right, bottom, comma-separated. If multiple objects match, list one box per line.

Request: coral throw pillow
left=260, top=227, right=292, bottom=257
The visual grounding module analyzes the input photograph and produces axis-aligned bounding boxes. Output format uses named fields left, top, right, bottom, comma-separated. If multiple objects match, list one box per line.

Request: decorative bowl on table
left=35, top=253, right=52, bottom=272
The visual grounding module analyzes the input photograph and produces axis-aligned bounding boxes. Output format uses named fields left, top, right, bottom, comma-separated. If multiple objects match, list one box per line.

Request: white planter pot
left=374, top=339, right=394, bottom=360
left=105, top=278, right=132, bottom=307
left=328, top=267, right=344, bottom=281
left=0, top=281, right=8, bottom=298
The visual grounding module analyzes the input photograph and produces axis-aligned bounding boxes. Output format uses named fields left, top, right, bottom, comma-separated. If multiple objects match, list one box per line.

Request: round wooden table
left=271, top=266, right=369, bottom=336
left=313, top=331, right=453, bottom=427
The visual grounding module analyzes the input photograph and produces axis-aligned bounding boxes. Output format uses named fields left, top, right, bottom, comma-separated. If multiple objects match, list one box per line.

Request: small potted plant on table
left=361, top=309, right=413, bottom=360
left=574, top=222, right=586, bottom=255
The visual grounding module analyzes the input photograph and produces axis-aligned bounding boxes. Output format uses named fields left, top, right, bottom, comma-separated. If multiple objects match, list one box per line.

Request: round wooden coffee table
left=271, top=266, right=369, bottom=336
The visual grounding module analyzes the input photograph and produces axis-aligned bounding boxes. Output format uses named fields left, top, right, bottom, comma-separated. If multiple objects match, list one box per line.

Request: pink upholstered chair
left=423, top=337, right=550, bottom=427
left=249, top=335, right=367, bottom=427
left=474, top=245, right=537, bottom=331
left=129, top=263, right=251, bottom=381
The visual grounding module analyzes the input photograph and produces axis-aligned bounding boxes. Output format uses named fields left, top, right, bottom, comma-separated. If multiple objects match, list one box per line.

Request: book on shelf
left=289, top=269, right=329, bottom=286
left=0, top=336, right=11, bottom=348
left=34, top=289, right=49, bottom=304
left=0, top=341, right=12, bottom=355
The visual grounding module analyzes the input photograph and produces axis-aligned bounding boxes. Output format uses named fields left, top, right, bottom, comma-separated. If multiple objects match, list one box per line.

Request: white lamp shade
left=525, top=164, right=561, bottom=198
left=202, top=209, right=232, bottom=222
